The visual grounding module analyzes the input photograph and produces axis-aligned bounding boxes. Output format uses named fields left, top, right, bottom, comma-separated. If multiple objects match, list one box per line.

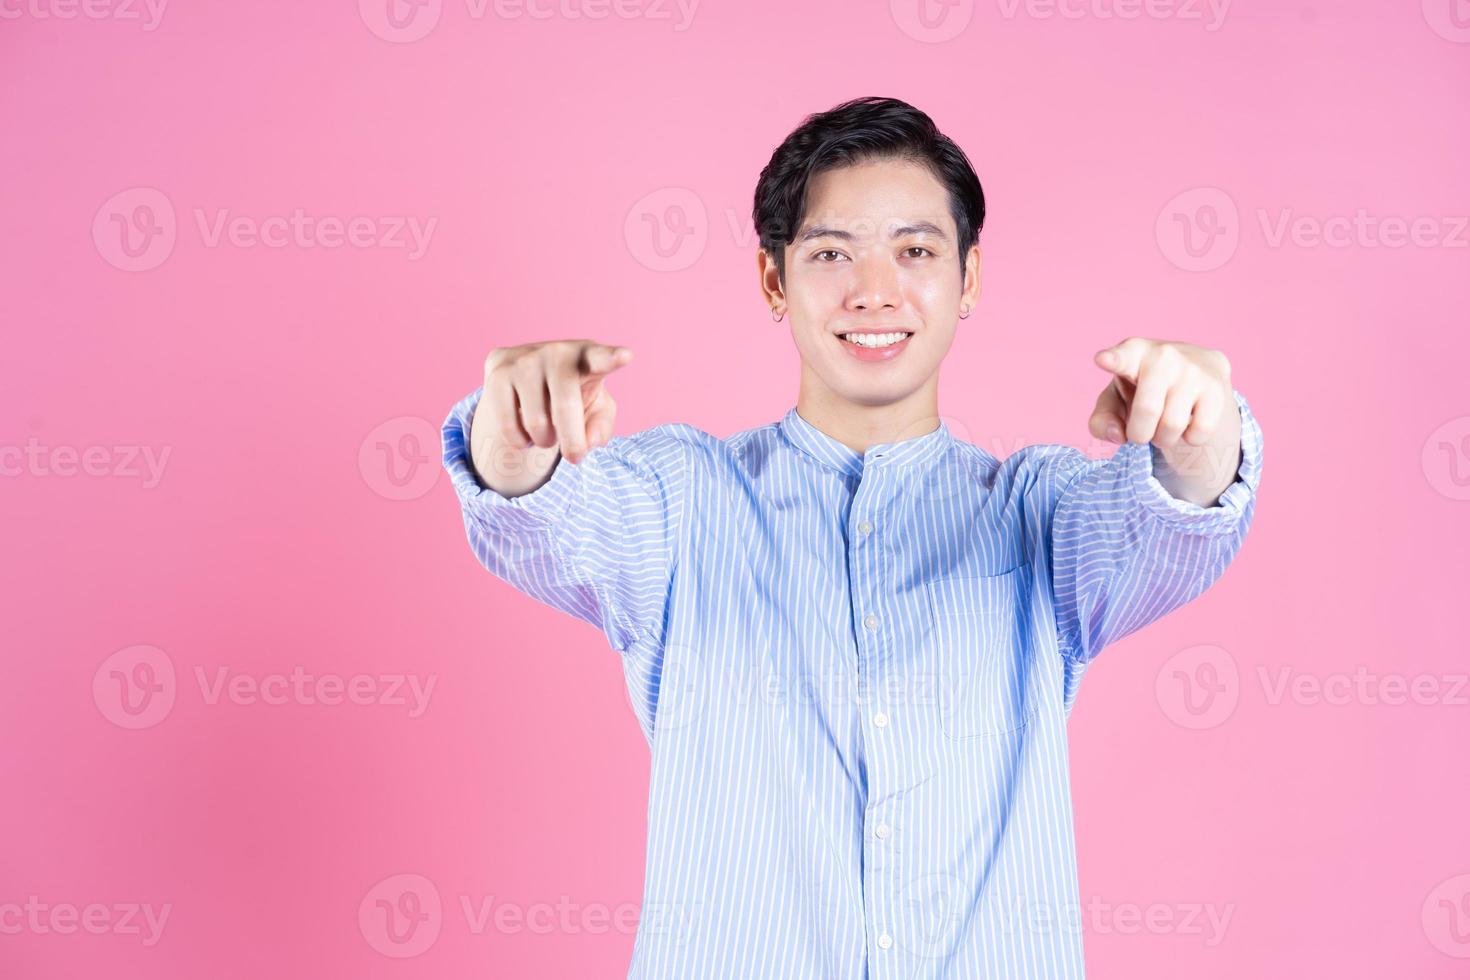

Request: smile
left=837, top=331, right=914, bottom=361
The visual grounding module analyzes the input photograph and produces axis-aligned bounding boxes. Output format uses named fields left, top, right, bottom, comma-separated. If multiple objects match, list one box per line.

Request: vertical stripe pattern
left=441, top=387, right=1264, bottom=979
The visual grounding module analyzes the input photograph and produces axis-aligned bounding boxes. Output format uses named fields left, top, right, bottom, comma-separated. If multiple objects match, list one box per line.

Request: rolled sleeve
left=1040, top=385, right=1265, bottom=665
left=439, top=384, right=694, bottom=655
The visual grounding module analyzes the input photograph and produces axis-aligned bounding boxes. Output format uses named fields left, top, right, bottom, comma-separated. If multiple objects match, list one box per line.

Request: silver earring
left=771, top=309, right=785, bottom=322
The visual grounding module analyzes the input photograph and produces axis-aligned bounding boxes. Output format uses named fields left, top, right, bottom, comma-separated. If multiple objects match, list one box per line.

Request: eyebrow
left=797, top=221, right=950, bottom=243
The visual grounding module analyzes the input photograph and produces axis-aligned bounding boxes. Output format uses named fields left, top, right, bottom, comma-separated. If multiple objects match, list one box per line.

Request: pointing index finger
left=1094, top=337, right=1150, bottom=382
left=581, top=343, right=634, bottom=378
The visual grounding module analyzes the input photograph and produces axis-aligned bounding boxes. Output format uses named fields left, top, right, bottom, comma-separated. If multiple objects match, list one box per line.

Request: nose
left=845, top=254, right=902, bottom=313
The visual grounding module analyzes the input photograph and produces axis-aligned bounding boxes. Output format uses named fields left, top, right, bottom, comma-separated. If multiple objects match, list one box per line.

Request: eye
left=904, top=246, right=934, bottom=258
left=814, top=249, right=845, bottom=263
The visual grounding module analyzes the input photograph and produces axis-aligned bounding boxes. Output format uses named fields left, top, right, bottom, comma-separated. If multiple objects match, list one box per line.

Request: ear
left=962, top=243, right=982, bottom=309
left=757, top=248, right=785, bottom=307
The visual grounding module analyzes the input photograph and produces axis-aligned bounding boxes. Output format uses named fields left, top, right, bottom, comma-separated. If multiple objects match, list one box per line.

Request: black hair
left=752, top=96, right=986, bottom=288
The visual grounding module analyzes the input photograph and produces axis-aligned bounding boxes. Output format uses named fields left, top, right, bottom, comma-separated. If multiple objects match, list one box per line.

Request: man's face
left=766, top=157, right=979, bottom=411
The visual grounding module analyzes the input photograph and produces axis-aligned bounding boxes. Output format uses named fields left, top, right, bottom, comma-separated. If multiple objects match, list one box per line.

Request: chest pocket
left=924, top=568, right=1036, bottom=739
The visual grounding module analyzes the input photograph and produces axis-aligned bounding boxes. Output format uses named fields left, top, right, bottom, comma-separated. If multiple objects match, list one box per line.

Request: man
left=440, top=96, right=1263, bottom=979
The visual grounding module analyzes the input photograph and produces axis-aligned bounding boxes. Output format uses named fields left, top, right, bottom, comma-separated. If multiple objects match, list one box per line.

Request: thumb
left=584, top=397, right=617, bottom=448
left=1088, top=384, right=1129, bottom=444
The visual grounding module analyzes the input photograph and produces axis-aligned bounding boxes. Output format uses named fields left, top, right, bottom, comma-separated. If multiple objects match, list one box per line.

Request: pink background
left=2, top=0, right=1468, bottom=976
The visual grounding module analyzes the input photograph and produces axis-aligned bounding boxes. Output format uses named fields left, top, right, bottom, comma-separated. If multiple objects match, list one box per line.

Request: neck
left=795, top=368, right=942, bottom=454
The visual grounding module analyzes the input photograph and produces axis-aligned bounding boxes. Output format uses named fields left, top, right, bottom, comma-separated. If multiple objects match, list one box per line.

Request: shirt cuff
left=440, top=385, right=585, bottom=529
left=1123, top=387, right=1263, bottom=532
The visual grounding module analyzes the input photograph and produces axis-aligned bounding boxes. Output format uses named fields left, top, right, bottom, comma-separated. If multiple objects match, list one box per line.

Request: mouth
left=836, top=330, right=914, bottom=361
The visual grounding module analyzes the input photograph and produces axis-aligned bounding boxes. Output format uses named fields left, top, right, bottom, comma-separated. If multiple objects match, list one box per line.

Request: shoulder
left=628, top=418, right=784, bottom=477
left=946, top=435, right=1100, bottom=508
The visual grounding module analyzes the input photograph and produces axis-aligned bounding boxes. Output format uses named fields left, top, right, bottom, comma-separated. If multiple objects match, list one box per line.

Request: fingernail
left=1106, top=423, right=1123, bottom=443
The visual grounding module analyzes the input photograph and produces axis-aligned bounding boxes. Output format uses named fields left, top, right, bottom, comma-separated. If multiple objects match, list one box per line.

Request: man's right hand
left=468, top=340, right=634, bottom=497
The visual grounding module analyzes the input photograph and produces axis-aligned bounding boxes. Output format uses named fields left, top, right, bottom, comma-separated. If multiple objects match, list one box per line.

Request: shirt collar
left=778, top=406, right=954, bottom=480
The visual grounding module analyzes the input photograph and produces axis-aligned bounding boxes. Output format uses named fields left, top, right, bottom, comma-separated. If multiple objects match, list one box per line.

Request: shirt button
left=872, top=711, right=889, bottom=728
left=877, top=932, right=893, bottom=950
left=863, top=613, right=878, bottom=630
left=858, top=520, right=873, bottom=535
left=875, top=821, right=891, bottom=839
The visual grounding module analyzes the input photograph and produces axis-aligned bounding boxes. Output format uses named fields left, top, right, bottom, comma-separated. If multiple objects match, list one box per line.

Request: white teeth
left=842, top=332, right=911, bottom=348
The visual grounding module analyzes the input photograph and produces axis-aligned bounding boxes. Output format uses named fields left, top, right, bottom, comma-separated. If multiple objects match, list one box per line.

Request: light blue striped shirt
left=440, top=386, right=1264, bottom=979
